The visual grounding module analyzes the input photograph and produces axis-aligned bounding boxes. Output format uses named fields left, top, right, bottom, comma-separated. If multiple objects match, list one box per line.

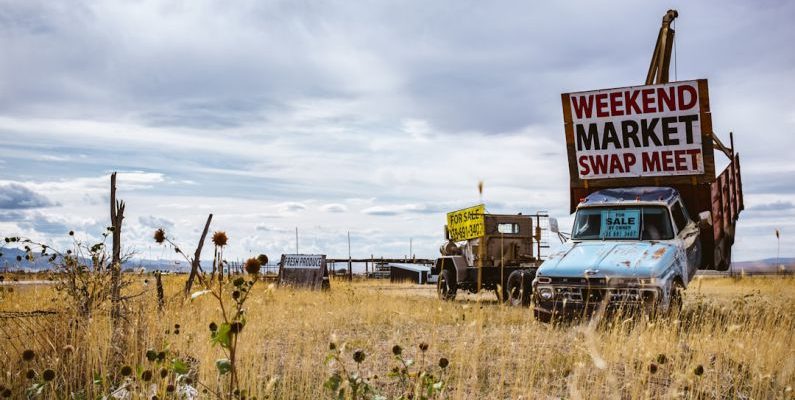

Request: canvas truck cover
left=562, top=80, right=715, bottom=208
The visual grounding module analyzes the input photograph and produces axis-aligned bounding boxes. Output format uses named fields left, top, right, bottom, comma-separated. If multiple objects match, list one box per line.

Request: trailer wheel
left=437, top=269, right=457, bottom=301
left=507, top=270, right=533, bottom=307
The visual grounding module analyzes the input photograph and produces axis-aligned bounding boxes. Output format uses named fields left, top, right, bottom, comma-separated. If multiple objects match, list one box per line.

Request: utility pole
left=477, top=181, right=484, bottom=295
left=347, top=230, right=352, bottom=281
left=776, top=228, right=781, bottom=272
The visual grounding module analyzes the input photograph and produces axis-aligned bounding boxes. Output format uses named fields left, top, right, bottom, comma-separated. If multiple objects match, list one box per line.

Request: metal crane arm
left=645, top=9, right=679, bottom=85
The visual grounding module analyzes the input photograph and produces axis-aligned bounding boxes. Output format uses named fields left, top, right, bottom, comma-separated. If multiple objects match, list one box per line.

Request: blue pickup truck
left=534, top=9, right=745, bottom=321
left=533, top=187, right=708, bottom=321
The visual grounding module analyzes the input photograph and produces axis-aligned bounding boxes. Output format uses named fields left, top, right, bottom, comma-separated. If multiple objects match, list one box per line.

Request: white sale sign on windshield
left=601, top=209, right=640, bottom=239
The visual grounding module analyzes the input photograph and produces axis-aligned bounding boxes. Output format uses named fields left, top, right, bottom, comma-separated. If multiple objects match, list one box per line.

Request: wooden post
left=477, top=234, right=485, bottom=295
left=211, top=246, right=218, bottom=282
left=110, top=172, right=124, bottom=310
left=347, top=231, right=352, bottom=282
left=184, top=214, right=212, bottom=296
left=109, top=172, right=126, bottom=368
left=218, top=246, right=224, bottom=282
left=155, top=271, right=164, bottom=311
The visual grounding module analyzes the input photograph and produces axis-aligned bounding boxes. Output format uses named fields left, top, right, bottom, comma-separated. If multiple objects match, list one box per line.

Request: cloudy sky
left=1, top=0, right=793, bottom=265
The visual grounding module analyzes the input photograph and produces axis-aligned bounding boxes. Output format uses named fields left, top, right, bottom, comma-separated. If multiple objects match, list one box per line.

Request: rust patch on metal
left=652, top=247, right=667, bottom=259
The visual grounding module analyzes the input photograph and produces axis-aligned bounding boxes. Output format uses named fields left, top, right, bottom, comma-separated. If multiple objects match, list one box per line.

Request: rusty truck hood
left=538, top=240, right=677, bottom=279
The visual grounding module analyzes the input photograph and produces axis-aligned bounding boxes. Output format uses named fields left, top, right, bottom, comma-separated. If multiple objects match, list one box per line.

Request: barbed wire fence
left=0, top=310, right=61, bottom=368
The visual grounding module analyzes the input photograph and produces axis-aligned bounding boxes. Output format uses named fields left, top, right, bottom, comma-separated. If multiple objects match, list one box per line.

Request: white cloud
left=319, top=203, right=348, bottom=213
left=362, top=204, right=421, bottom=216
left=138, top=215, right=174, bottom=229
left=278, top=202, right=307, bottom=213
left=0, top=183, right=56, bottom=209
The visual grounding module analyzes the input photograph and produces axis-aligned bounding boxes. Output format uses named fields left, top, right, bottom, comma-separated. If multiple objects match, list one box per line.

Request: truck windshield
left=571, top=206, right=674, bottom=241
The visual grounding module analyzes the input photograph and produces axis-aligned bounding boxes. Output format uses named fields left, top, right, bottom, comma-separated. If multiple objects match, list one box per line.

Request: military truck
left=532, top=10, right=744, bottom=322
left=433, top=205, right=548, bottom=305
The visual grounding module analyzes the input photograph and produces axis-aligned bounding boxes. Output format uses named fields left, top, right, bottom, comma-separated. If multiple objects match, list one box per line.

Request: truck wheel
left=437, top=269, right=457, bottom=301
left=506, top=270, right=533, bottom=307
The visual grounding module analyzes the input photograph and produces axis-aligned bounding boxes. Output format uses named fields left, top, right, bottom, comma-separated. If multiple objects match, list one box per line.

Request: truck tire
left=506, top=270, right=533, bottom=307
left=437, top=269, right=457, bottom=301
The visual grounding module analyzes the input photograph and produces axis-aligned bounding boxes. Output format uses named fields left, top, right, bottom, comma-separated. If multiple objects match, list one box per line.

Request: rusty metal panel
left=734, top=154, right=744, bottom=213
left=697, top=80, right=717, bottom=180
left=730, top=163, right=737, bottom=220
left=727, top=178, right=733, bottom=223
left=704, top=156, right=744, bottom=266
left=732, top=158, right=739, bottom=218
left=483, top=214, right=535, bottom=266
left=722, top=173, right=731, bottom=235
left=711, top=176, right=724, bottom=242
left=561, top=92, right=580, bottom=193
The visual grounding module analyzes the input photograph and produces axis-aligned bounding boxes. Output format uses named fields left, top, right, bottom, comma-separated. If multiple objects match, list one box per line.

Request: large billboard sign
left=562, top=80, right=714, bottom=182
left=446, top=204, right=485, bottom=241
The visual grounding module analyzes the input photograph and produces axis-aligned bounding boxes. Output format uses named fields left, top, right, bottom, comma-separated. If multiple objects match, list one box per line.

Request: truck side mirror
left=698, top=211, right=712, bottom=228
left=549, top=217, right=559, bottom=234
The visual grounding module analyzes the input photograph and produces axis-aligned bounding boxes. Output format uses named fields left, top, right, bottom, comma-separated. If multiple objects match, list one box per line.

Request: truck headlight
left=538, top=287, right=554, bottom=301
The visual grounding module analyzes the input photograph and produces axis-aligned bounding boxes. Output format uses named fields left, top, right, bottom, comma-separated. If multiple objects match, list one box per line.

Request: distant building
left=389, top=263, right=433, bottom=284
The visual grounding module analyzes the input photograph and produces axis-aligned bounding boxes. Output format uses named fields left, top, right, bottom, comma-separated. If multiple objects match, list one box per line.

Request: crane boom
left=645, top=9, right=678, bottom=85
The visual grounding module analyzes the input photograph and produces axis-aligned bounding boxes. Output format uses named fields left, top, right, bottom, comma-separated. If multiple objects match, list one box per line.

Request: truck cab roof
left=580, top=187, right=680, bottom=207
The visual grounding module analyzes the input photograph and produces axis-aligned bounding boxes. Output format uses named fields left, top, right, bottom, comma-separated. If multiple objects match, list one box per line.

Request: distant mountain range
left=1, top=247, right=792, bottom=275
left=0, top=247, right=276, bottom=273
left=725, top=258, right=795, bottom=274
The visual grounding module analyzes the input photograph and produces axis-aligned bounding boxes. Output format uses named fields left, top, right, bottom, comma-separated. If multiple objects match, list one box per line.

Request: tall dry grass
left=0, top=274, right=793, bottom=399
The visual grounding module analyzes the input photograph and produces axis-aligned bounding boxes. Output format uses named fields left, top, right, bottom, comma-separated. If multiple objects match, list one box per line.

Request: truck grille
left=553, top=287, right=656, bottom=304
left=549, top=277, right=607, bottom=286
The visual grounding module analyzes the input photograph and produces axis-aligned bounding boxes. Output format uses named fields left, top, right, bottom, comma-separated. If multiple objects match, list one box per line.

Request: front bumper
left=534, top=284, right=661, bottom=319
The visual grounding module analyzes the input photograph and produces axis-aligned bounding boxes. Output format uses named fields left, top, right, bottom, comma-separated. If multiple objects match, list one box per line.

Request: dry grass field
left=1, top=274, right=793, bottom=399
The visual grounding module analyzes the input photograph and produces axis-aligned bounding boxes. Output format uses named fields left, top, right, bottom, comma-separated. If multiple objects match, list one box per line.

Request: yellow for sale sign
left=447, top=204, right=485, bottom=241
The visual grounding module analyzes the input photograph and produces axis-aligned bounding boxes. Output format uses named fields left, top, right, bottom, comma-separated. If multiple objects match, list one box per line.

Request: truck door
left=672, top=201, right=701, bottom=281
